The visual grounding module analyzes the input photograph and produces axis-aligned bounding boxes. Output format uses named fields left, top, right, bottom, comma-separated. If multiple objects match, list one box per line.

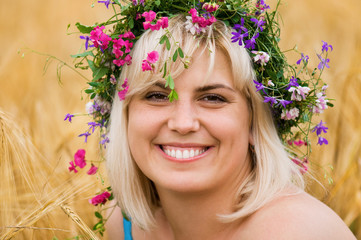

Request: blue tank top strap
left=123, top=216, right=133, bottom=240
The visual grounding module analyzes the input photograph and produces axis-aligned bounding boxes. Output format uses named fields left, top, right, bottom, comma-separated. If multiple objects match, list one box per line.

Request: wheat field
left=0, top=0, right=360, bottom=239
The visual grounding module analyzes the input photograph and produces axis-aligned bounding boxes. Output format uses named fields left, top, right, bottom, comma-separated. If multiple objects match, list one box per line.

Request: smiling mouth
left=159, top=145, right=210, bottom=160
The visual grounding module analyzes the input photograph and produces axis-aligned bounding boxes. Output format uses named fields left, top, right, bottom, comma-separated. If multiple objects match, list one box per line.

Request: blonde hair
left=107, top=15, right=304, bottom=229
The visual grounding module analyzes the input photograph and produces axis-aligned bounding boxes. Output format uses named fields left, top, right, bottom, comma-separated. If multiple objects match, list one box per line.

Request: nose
left=167, top=99, right=200, bottom=135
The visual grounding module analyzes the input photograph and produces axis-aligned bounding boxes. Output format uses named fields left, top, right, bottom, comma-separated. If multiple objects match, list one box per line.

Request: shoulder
left=239, top=189, right=356, bottom=240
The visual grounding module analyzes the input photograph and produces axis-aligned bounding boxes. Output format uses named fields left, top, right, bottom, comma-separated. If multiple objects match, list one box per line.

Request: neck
left=155, top=172, right=249, bottom=240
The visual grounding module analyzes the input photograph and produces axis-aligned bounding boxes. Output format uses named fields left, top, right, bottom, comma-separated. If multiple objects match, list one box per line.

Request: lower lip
left=156, top=145, right=212, bottom=163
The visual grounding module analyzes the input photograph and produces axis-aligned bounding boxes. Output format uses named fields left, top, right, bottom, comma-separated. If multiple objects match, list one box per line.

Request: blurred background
left=0, top=0, right=360, bottom=239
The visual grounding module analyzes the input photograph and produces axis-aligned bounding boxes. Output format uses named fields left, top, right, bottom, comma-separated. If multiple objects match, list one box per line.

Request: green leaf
left=84, top=89, right=94, bottom=94
left=113, top=0, right=121, bottom=5
left=87, top=59, right=108, bottom=80
left=95, top=211, right=103, bottom=219
left=166, top=37, right=171, bottom=50
left=129, top=18, right=134, bottom=29
left=162, top=62, right=167, bottom=78
left=326, top=102, right=334, bottom=107
left=71, top=51, right=94, bottom=58
left=159, top=34, right=167, bottom=44
left=88, top=81, right=99, bottom=87
left=90, top=93, right=97, bottom=99
left=172, top=50, right=178, bottom=62
left=178, top=47, right=184, bottom=58
left=155, top=0, right=161, bottom=6
left=168, top=89, right=178, bottom=102
left=75, top=22, right=94, bottom=34
left=166, top=75, right=174, bottom=89
left=93, top=67, right=108, bottom=81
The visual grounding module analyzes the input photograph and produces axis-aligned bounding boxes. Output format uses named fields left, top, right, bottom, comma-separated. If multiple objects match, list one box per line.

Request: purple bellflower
left=317, top=54, right=330, bottom=70
left=278, top=99, right=293, bottom=108
left=296, top=53, right=309, bottom=65
left=321, top=40, right=333, bottom=52
left=286, top=76, right=299, bottom=90
left=317, top=136, right=328, bottom=145
left=231, top=18, right=249, bottom=46
left=264, top=96, right=278, bottom=106
left=80, top=36, right=94, bottom=50
left=312, top=120, right=328, bottom=136
left=79, top=132, right=91, bottom=143
left=64, top=113, right=74, bottom=123
left=250, top=18, right=265, bottom=32
left=98, top=0, right=112, bottom=8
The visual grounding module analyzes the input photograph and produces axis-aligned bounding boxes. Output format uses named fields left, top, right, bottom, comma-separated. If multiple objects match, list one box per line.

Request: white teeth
left=176, top=150, right=182, bottom=159
left=190, top=149, right=194, bottom=158
left=162, top=146, right=208, bottom=159
left=183, top=150, right=190, bottom=159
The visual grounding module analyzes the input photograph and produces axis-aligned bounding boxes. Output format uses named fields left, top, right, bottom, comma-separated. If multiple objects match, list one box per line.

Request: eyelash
left=145, top=91, right=169, bottom=102
left=199, top=94, right=227, bottom=103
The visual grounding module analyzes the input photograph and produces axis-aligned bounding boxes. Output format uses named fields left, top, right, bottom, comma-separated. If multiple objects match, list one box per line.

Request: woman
left=104, top=14, right=355, bottom=239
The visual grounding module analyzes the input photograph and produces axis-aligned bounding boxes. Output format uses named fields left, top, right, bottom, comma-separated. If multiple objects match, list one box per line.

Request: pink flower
left=142, top=60, right=152, bottom=71
left=252, top=51, right=270, bottom=67
left=121, top=31, right=135, bottom=39
left=118, top=78, right=129, bottom=101
left=68, top=161, right=78, bottom=173
left=90, top=26, right=112, bottom=50
left=142, top=10, right=156, bottom=22
left=143, top=21, right=152, bottom=30
left=292, top=158, right=308, bottom=174
left=293, top=140, right=306, bottom=146
left=281, top=107, right=299, bottom=120
left=142, top=51, right=159, bottom=72
left=89, top=191, right=111, bottom=206
left=147, top=51, right=159, bottom=63
left=74, top=149, right=86, bottom=168
left=87, top=164, right=98, bottom=175
left=202, top=2, right=219, bottom=13
left=118, top=86, right=129, bottom=100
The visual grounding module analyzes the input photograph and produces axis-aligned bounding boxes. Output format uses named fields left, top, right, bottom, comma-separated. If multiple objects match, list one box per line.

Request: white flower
left=267, top=80, right=275, bottom=87
left=281, top=107, right=299, bottom=120
left=252, top=51, right=270, bottom=66
left=289, top=86, right=311, bottom=101
left=86, top=101, right=95, bottom=115
left=312, top=92, right=329, bottom=114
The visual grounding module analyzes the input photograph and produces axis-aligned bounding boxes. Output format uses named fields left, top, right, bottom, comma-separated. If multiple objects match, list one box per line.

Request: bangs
left=119, top=14, right=254, bottom=104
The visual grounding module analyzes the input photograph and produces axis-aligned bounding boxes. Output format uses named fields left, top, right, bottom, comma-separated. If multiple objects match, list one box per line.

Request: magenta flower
left=118, top=86, right=129, bottom=100
left=142, top=60, right=152, bottom=71
left=74, top=149, right=86, bottom=168
left=147, top=51, right=159, bottom=63
left=142, top=10, right=157, bottom=22
left=87, top=164, right=98, bottom=175
left=90, top=26, right=112, bottom=50
left=89, top=191, right=111, bottom=206
left=64, top=113, right=74, bottom=123
left=292, top=157, right=308, bottom=174
left=68, top=161, right=78, bottom=173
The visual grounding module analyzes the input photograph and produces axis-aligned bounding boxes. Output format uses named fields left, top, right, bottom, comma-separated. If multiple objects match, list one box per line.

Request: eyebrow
left=153, top=81, right=236, bottom=93
left=195, top=84, right=236, bottom=93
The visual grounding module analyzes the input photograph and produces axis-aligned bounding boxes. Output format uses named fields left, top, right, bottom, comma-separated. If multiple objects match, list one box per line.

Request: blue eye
left=145, top=92, right=169, bottom=101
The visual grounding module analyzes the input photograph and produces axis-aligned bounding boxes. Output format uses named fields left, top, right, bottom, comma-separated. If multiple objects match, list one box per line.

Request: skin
left=106, top=50, right=356, bottom=240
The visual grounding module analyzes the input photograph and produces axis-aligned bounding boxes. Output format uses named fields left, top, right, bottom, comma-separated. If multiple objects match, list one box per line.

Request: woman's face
left=127, top=50, right=253, bottom=194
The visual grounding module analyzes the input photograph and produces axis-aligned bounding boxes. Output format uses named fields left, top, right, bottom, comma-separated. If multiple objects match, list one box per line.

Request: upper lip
left=157, top=142, right=212, bottom=148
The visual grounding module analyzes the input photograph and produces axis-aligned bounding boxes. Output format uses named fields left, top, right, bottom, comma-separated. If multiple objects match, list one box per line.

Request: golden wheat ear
left=0, top=110, right=100, bottom=240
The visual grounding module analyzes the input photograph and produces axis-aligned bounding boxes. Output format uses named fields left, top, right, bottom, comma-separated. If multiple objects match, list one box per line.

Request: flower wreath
left=63, top=0, right=333, bottom=236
